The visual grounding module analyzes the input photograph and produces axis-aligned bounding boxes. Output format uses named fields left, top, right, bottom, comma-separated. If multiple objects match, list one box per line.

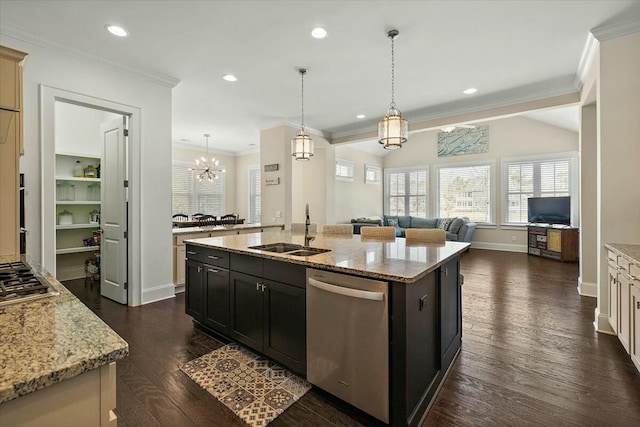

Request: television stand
left=527, top=225, right=578, bottom=262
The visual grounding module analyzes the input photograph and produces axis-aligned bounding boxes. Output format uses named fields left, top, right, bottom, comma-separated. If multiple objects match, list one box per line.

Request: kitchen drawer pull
left=207, top=268, right=220, bottom=273
left=308, top=277, right=384, bottom=301
left=187, top=251, right=197, bottom=255
left=208, top=255, right=221, bottom=260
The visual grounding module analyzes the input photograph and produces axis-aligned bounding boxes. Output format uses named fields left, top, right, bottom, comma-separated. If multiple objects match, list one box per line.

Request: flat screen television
left=527, top=196, right=571, bottom=225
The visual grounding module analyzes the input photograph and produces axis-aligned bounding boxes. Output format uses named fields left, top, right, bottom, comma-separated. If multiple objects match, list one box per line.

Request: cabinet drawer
left=264, top=259, right=306, bottom=288
left=607, top=251, right=619, bottom=268
left=185, top=244, right=230, bottom=268
left=630, top=262, right=640, bottom=282
left=230, top=253, right=264, bottom=277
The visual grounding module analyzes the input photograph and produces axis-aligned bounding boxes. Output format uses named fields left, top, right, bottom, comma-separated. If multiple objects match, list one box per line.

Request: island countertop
left=186, top=230, right=469, bottom=283
left=172, top=223, right=284, bottom=235
left=0, top=254, right=129, bottom=403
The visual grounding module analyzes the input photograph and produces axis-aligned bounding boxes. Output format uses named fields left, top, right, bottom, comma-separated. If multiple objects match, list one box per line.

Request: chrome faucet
left=304, top=203, right=315, bottom=246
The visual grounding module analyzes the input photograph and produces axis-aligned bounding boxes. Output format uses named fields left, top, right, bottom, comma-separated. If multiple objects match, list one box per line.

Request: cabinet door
left=619, top=274, right=631, bottom=354
left=608, top=265, right=619, bottom=333
left=185, top=260, right=205, bottom=321
left=263, top=279, right=306, bottom=375
left=175, top=245, right=186, bottom=285
left=631, top=284, right=640, bottom=371
left=230, top=272, right=264, bottom=352
left=440, top=256, right=461, bottom=369
left=547, top=229, right=562, bottom=252
left=204, top=265, right=230, bottom=336
left=0, top=54, right=21, bottom=110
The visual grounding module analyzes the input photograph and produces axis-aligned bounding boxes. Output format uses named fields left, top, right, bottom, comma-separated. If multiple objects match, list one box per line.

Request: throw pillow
left=387, top=218, right=399, bottom=227
left=437, top=217, right=453, bottom=230
left=448, top=217, right=465, bottom=234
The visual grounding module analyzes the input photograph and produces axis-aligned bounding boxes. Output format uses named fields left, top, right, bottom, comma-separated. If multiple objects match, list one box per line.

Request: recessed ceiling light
left=463, top=87, right=477, bottom=95
left=311, top=27, right=327, bottom=39
left=356, top=114, right=366, bottom=119
left=222, top=74, right=238, bottom=82
left=105, top=25, right=128, bottom=37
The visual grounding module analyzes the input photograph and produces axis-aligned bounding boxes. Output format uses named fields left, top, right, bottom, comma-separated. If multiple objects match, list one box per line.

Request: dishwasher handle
left=308, top=277, right=384, bottom=301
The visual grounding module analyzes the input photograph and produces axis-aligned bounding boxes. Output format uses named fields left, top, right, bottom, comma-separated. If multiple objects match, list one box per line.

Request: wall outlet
left=275, top=211, right=282, bottom=218
left=511, top=235, right=517, bottom=242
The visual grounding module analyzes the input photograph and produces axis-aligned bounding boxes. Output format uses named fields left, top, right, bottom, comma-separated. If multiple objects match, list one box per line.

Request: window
left=365, top=164, right=381, bottom=184
left=335, top=158, right=355, bottom=181
left=503, top=154, right=575, bottom=225
left=437, top=163, right=493, bottom=224
left=172, top=161, right=225, bottom=216
left=248, top=165, right=261, bottom=223
left=384, top=166, right=428, bottom=217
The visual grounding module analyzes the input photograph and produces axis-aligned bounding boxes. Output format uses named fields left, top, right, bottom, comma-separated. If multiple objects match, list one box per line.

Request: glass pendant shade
left=292, top=68, right=314, bottom=160
left=378, top=106, right=408, bottom=150
left=291, top=129, right=314, bottom=160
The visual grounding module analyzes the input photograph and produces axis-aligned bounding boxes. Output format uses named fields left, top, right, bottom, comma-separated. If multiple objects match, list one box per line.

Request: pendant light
left=190, top=133, right=225, bottom=182
left=291, top=68, right=314, bottom=161
left=378, top=29, right=408, bottom=150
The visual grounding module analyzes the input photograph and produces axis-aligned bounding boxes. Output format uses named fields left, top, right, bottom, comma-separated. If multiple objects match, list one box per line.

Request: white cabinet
left=618, top=272, right=631, bottom=353
left=631, top=282, right=640, bottom=371
left=55, top=153, right=101, bottom=280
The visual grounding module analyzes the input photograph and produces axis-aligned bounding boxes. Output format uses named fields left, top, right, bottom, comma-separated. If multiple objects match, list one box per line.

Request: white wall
left=382, top=115, right=579, bottom=250
left=54, top=102, right=120, bottom=156
left=5, top=34, right=174, bottom=306
left=332, top=145, right=383, bottom=223
left=234, top=151, right=260, bottom=221
left=172, top=146, right=236, bottom=215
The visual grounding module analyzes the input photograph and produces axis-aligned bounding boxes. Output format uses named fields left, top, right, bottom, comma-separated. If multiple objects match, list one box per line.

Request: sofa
left=350, top=215, right=476, bottom=242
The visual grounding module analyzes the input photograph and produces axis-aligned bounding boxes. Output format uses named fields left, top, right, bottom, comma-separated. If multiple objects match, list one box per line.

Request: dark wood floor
left=65, top=249, right=640, bottom=427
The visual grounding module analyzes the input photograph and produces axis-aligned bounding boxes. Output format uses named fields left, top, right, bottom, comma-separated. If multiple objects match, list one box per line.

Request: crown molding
left=590, top=15, right=640, bottom=41
left=576, top=32, right=599, bottom=85
left=258, top=120, right=330, bottom=139
left=0, top=22, right=180, bottom=88
left=328, top=76, right=580, bottom=140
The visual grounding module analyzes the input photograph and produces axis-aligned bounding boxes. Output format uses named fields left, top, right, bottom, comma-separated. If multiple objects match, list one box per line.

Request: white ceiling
left=1, top=1, right=638, bottom=154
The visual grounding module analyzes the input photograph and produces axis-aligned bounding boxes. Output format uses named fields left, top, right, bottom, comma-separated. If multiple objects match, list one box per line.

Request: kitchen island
left=184, top=230, right=468, bottom=427
left=0, top=254, right=128, bottom=426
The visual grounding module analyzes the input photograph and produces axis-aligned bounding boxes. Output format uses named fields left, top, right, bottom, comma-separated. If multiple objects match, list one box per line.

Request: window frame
left=335, top=158, right=355, bottom=182
left=501, top=152, right=578, bottom=227
left=365, top=164, right=382, bottom=184
left=248, top=164, right=261, bottom=224
left=383, top=165, right=429, bottom=218
left=171, top=160, right=226, bottom=216
left=434, top=160, right=496, bottom=226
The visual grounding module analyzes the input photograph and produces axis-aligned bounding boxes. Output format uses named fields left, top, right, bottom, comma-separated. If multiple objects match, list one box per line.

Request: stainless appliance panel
left=306, top=268, right=389, bottom=423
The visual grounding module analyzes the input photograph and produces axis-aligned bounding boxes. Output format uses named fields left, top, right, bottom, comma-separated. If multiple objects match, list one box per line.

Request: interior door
left=100, top=116, right=128, bottom=304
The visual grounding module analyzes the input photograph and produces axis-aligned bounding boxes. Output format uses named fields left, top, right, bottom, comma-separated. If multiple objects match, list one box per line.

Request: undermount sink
left=248, top=243, right=330, bottom=256
left=286, top=248, right=331, bottom=257
left=248, top=243, right=304, bottom=253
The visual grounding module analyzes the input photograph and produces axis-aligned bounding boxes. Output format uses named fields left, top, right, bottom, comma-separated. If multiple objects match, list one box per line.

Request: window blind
left=172, top=163, right=225, bottom=216
left=505, top=157, right=571, bottom=224
left=385, top=167, right=428, bottom=217
left=249, top=166, right=261, bottom=223
left=438, top=164, right=492, bottom=223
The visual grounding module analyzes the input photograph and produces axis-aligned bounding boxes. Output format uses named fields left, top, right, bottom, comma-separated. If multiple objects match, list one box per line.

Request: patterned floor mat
left=180, top=343, right=311, bottom=426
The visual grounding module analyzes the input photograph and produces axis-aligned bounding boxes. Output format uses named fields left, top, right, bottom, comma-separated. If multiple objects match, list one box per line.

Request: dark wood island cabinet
left=184, top=231, right=467, bottom=427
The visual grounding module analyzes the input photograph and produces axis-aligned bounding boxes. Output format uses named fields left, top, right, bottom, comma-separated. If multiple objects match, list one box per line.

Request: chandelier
left=191, top=133, right=225, bottom=182
left=291, top=68, right=314, bottom=161
left=378, top=29, right=408, bottom=150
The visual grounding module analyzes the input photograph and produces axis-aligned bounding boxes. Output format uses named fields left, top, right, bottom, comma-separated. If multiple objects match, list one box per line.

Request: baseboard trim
left=141, top=283, right=175, bottom=305
left=594, top=307, right=615, bottom=335
left=470, top=242, right=528, bottom=253
left=577, top=277, right=597, bottom=298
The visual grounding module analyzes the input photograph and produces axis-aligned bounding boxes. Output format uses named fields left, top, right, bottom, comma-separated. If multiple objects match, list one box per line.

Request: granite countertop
left=186, top=230, right=469, bottom=283
left=0, top=254, right=129, bottom=403
left=173, top=223, right=284, bottom=235
left=605, top=243, right=640, bottom=265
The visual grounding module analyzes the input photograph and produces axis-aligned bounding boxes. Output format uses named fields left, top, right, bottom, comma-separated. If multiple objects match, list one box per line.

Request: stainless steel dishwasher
left=306, top=268, right=389, bottom=423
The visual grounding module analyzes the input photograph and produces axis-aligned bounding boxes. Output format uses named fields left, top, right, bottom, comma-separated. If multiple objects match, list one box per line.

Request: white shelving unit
left=55, top=153, right=102, bottom=280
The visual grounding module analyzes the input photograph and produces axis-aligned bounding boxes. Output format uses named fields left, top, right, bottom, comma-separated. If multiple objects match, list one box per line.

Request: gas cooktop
left=0, top=261, right=59, bottom=306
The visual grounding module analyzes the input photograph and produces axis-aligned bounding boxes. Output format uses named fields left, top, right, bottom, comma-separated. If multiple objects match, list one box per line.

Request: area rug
left=180, top=343, right=311, bottom=427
